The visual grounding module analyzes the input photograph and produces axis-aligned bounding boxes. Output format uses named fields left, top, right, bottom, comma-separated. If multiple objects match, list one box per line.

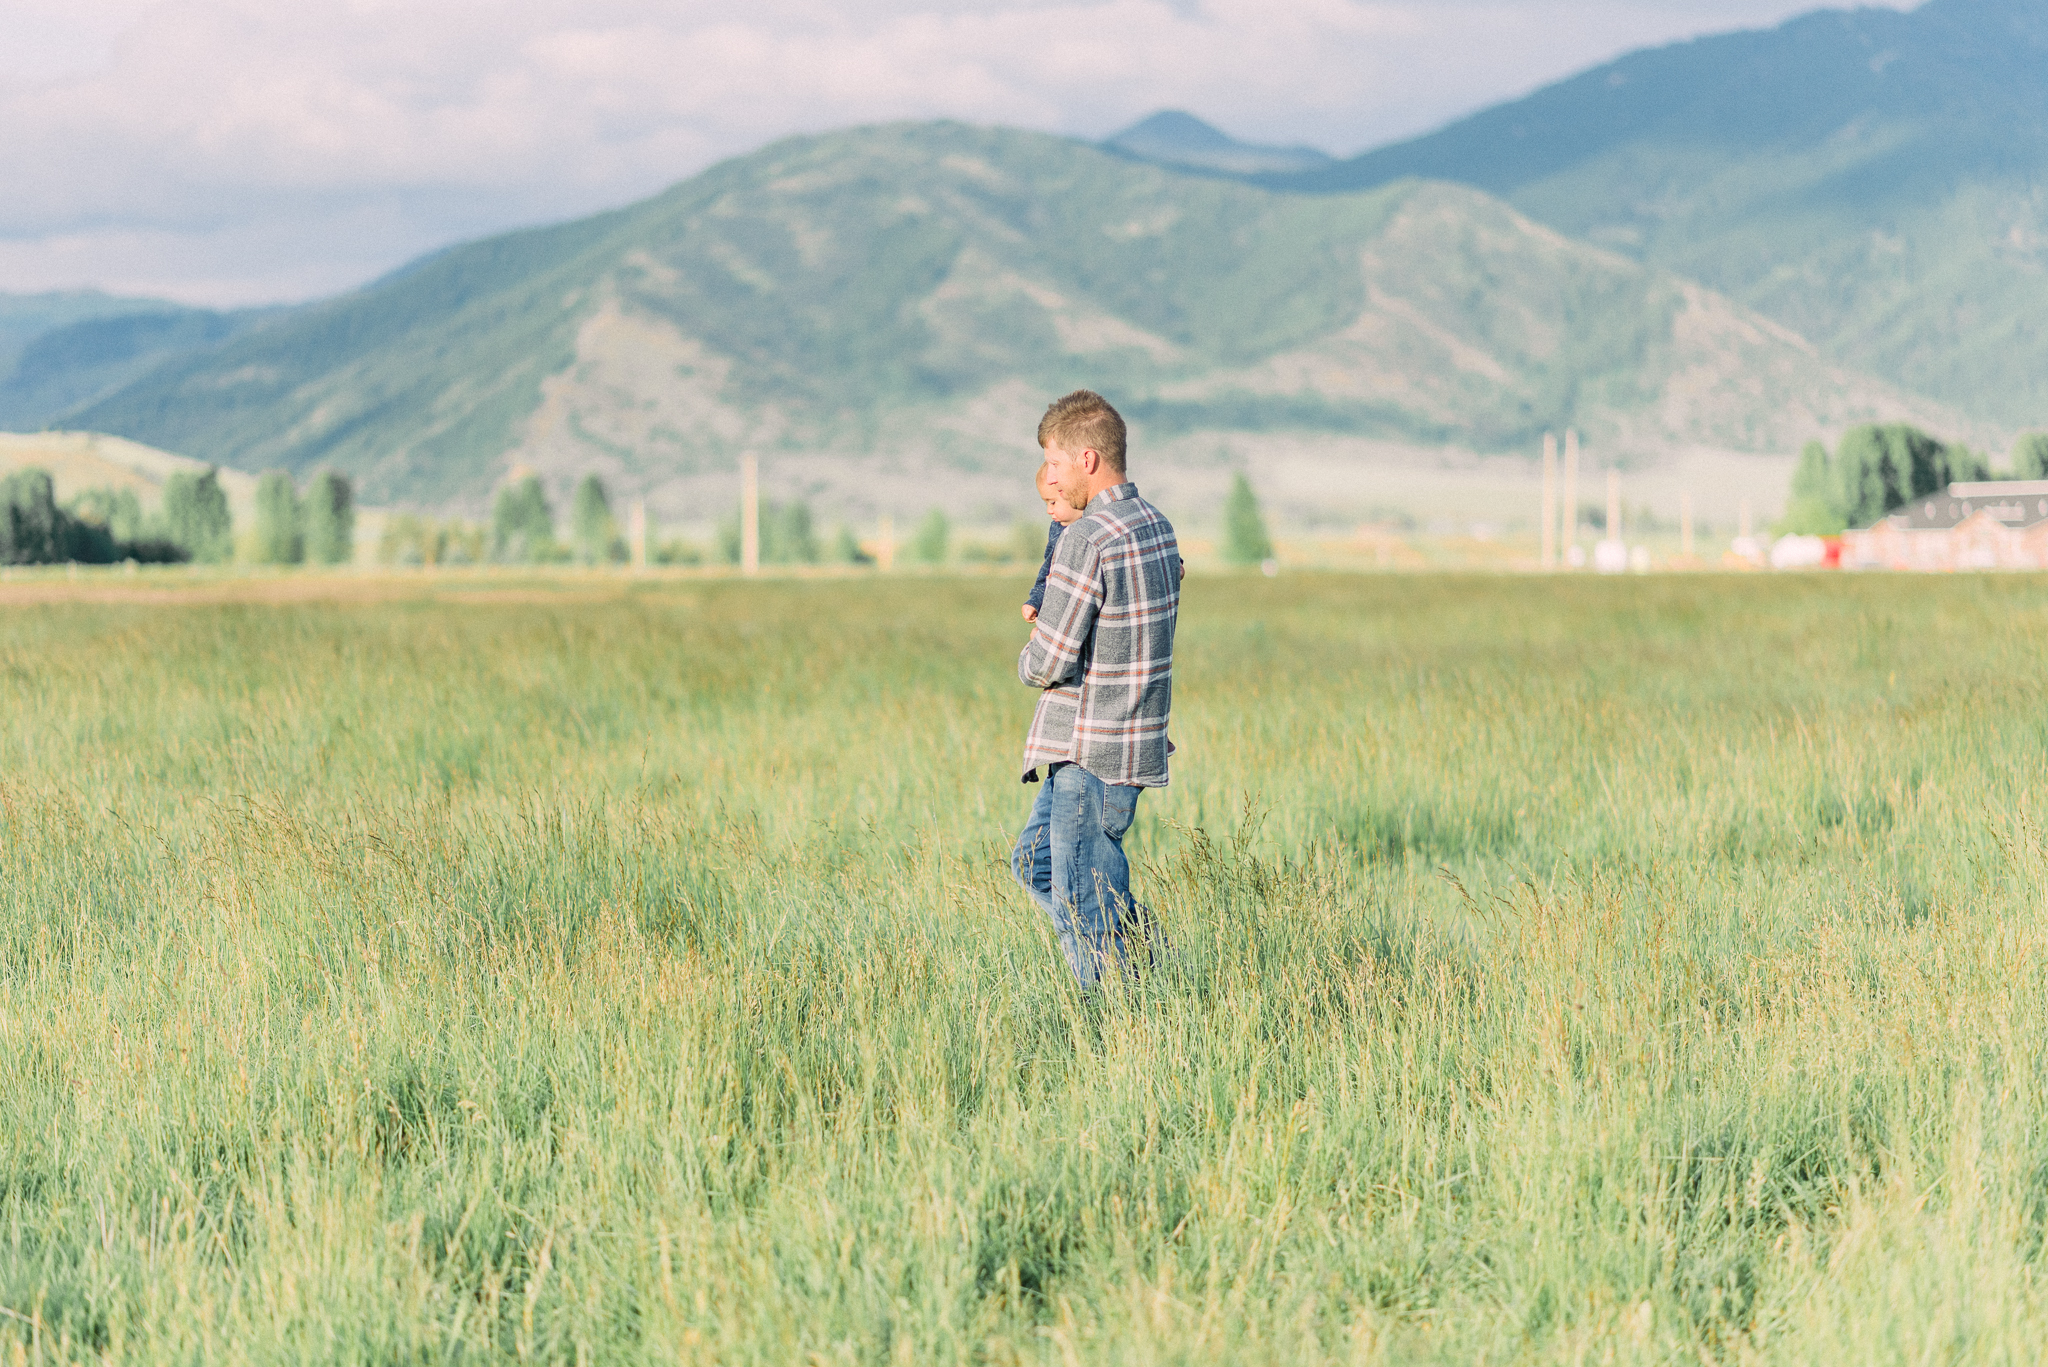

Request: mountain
left=0, top=306, right=265, bottom=429
left=1105, top=112, right=1333, bottom=176
left=1265, top=0, right=2048, bottom=428
left=0, top=291, right=185, bottom=376
left=64, top=123, right=1966, bottom=522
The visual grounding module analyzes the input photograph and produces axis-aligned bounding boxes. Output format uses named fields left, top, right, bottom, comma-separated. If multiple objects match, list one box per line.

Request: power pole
left=741, top=452, right=759, bottom=576
left=1563, top=429, right=1580, bottom=562
left=1541, top=432, right=1557, bottom=570
left=629, top=499, right=648, bottom=572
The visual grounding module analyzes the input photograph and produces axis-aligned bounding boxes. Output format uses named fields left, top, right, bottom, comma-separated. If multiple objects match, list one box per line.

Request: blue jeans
left=1010, top=762, right=1142, bottom=987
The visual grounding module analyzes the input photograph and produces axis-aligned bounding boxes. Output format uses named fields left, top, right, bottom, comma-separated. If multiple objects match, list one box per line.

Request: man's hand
left=1022, top=604, right=1039, bottom=622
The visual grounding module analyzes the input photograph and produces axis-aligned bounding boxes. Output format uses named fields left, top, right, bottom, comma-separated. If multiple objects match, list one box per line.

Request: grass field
left=5, top=568, right=2048, bottom=1363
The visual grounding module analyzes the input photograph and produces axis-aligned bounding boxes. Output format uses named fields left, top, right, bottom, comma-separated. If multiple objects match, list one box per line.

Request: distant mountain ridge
left=53, top=124, right=1970, bottom=520
left=1262, top=0, right=2048, bottom=427
left=1105, top=112, right=1333, bottom=176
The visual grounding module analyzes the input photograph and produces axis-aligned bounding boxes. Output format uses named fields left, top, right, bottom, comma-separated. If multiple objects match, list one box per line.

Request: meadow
left=4, top=567, right=2048, bottom=1363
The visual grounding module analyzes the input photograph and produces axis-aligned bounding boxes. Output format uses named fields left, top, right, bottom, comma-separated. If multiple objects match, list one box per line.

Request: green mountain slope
left=0, top=291, right=185, bottom=376
left=1268, top=0, right=2048, bottom=427
left=69, top=123, right=1967, bottom=514
left=1104, top=112, right=1333, bottom=176
left=0, top=306, right=267, bottom=429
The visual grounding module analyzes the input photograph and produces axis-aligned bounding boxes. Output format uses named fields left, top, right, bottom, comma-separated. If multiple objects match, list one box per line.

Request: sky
left=0, top=0, right=1908, bottom=307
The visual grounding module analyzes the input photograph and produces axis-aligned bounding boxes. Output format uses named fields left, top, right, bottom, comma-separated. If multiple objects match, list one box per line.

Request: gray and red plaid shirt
left=1018, top=482, right=1180, bottom=786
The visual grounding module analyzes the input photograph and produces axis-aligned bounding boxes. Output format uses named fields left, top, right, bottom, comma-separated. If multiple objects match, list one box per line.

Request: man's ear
left=1079, top=446, right=1101, bottom=474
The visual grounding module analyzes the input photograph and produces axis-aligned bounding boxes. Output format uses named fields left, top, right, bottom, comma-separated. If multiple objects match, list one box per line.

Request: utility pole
left=1563, top=429, right=1580, bottom=562
left=1541, top=432, right=1557, bottom=570
left=629, top=499, right=648, bottom=572
left=741, top=452, right=759, bottom=576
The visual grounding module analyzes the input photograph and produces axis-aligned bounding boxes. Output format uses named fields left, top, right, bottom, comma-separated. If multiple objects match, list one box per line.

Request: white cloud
left=0, top=0, right=1899, bottom=304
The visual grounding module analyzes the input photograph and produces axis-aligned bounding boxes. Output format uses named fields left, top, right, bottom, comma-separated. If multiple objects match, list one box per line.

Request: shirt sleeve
left=1026, top=521, right=1058, bottom=608
left=1019, top=525, right=1103, bottom=688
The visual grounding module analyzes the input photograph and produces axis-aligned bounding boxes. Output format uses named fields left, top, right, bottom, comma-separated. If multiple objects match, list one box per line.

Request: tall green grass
left=5, top=571, right=2048, bottom=1362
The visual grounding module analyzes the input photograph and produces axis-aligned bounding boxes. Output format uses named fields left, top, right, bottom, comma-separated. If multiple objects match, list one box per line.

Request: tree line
left=1779, top=423, right=2048, bottom=534
left=0, top=464, right=353, bottom=567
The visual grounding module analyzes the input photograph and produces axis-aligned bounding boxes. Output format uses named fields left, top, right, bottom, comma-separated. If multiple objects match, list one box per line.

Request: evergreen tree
left=1222, top=472, right=1274, bottom=567
left=2014, top=433, right=2048, bottom=479
left=570, top=474, right=617, bottom=564
left=254, top=470, right=304, bottom=564
left=302, top=470, right=355, bottom=565
left=911, top=508, right=949, bottom=565
left=162, top=467, right=233, bottom=564
left=491, top=476, right=555, bottom=563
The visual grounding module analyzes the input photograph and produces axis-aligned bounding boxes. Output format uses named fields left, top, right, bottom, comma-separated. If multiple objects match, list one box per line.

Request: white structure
left=1844, top=480, right=2048, bottom=570
left=1770, top=534, right=1829, bottom=569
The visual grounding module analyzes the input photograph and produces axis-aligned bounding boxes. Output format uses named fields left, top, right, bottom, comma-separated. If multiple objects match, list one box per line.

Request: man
left=1010, top=390, right=1180, bottom=987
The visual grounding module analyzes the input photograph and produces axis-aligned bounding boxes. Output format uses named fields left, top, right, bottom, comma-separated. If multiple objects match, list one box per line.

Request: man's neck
left=1082, top=472, right=1126, bottom=508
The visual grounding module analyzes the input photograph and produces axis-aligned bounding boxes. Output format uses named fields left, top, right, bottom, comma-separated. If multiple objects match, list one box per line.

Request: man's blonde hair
left=1037, top=390, right=1127, bottom=474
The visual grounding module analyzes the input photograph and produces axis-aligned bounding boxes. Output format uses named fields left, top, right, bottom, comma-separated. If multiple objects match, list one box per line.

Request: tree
left=1778, top=440, right=1847, bottom=535
left=2015, top=433, right=2048, bottom=479
left=911, top=508, right=949, bottom=565
left=1222, top=471, right=1274, bottom=567
left=571, top=474, right=618, bottom=564
left=254, top=470, right=304, bottom=564
left=832, top=524, right=872, bottom=565
left=775, top=500, right=819, bottom=564
left=0, top=469, right=67, bottom=564
left=1828, top=424, right=1976, bottom=530
left=303, top=470, right=355, bottom=565
left=492, top=475, right=556, bottom=563
left=162, top=467, right=233, bottom=564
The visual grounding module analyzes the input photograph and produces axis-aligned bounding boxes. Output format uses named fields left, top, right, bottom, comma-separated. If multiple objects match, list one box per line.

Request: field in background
left=6, top=570, right=2048, bottom=1362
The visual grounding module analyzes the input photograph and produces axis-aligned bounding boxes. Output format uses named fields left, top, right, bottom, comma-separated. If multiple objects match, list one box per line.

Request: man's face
left=1042, top=442, right=1093, bottom=512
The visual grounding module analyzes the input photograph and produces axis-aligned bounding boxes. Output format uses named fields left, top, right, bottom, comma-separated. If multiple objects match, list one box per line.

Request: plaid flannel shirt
left=1018, top=482, right=1180, bottom=786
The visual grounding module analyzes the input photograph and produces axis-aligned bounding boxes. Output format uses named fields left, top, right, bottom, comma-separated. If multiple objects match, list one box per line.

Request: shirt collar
left=1088, top=482, right=1138, bottom=511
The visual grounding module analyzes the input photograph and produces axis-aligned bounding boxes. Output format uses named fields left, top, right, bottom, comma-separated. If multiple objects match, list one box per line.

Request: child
left=1023, top=462, right=1085, bottom=622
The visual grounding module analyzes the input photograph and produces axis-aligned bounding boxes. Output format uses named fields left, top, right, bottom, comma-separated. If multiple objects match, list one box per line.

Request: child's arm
left=1023, top=521, right=1058, bottom=622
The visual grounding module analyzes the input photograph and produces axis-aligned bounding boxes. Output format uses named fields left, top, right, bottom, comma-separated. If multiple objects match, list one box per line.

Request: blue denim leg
left=1010, top=774, right=1058, bottom=921
left=1010, top=763, right=1137, bottom=986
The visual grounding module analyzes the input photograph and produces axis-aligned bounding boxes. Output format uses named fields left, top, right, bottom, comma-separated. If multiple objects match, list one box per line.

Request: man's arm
left=1019, top=527, right=1103, bottom=688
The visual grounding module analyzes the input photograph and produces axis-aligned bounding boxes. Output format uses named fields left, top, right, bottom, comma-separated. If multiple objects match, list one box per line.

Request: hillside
left=1266, top=0, right=2048, bottom=428
left=1103, top=112, right=1332, bottom=176
left=66, top=124, right=1970, bottom=523
left=0, top=307, right=265, bottom=430
left=0, top=430, right=260, bottom=523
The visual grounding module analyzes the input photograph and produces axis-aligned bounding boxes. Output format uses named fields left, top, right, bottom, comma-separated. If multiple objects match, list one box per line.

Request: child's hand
left=1022, top=604, right=1038, bottom=622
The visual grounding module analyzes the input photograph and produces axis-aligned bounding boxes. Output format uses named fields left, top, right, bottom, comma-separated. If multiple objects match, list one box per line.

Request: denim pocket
left=1100, top=784, right=1139, bottom=840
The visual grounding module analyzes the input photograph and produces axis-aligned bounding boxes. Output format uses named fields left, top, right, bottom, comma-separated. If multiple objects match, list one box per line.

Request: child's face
left=1039, top=480, right=1084, bottom=525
